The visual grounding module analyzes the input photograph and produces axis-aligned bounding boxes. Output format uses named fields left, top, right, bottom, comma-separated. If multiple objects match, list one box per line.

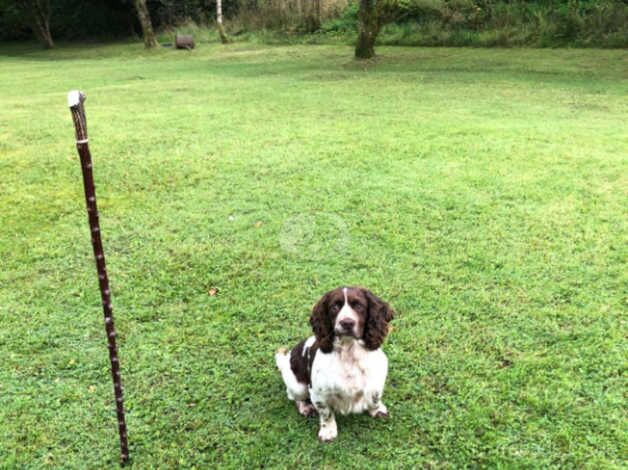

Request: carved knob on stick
left=68, top=90, right=88, bottom=142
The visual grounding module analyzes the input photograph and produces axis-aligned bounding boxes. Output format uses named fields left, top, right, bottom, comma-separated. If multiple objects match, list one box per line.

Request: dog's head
left=310, top=287, right=394, bottom=353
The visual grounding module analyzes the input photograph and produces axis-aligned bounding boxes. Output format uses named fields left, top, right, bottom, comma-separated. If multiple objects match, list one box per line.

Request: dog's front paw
left=318, top=423, right=338, bottom=443
left=369, top=403, right=388, bottom=418
left=296, top=400, right=317, bottom=418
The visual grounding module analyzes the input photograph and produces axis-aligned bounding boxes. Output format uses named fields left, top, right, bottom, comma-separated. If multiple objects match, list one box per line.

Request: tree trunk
left=33, top=8, right=54, bottom=49
left=316, top=0, right=321, bottom=28
left=303, top=0, right=321, bottom=33
left=19, top=0, right=54, bottom=48
left=133, top=0, right=158, bottom=48
left=216, top=0, right=229, bottom=44
left=355, top=0, right=379, bottom=59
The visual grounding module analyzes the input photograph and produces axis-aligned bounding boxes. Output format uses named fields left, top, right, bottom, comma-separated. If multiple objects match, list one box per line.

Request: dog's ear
left=310, top=292, right=334, bottom=353
left=362, top=289, right=394, bottom=351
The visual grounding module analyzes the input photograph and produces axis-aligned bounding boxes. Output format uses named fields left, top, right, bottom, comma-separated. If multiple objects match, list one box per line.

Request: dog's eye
left=351, top=301, right=364, bottom=311
left=330, top=303, right=341, bottom=313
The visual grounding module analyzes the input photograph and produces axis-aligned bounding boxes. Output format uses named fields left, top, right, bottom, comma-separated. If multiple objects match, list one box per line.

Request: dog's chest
left=334, top=347, right=368, bottom=391
left=317, top=345, right=371, bottom=413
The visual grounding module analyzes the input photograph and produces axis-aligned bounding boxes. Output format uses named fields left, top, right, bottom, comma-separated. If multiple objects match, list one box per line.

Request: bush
left=373, top=0, right=628, bottom=48
left=320, top=1, right=358, bottom=33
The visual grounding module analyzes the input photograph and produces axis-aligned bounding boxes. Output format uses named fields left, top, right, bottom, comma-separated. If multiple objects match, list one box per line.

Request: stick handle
left=68, top=91, right=130, bottom=465
left=68, top=91, right=88, bottom=141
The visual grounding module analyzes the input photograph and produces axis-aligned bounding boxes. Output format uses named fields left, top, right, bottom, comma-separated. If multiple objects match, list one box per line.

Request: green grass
left=0, top=41, right=626, bottom=468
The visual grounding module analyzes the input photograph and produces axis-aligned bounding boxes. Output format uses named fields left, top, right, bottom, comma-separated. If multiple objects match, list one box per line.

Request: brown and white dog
left=275, top=287, right=394, bottom=442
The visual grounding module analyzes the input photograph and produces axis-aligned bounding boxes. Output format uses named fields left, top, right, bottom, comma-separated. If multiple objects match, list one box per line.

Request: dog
left=275, top=287, right=394, bottom=442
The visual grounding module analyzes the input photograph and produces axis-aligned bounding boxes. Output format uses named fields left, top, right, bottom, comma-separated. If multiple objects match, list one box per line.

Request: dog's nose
left=339, top=318, right=355, bottom=331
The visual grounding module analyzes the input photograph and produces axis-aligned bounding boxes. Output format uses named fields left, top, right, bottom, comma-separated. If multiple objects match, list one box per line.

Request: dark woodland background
left=2, top=0, right=627, bottom=48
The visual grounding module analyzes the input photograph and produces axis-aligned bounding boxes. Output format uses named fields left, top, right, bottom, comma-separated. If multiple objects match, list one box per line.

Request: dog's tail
left=276, top=346, right=305, bottom=401
left=275, top=347, right=290, bottom=371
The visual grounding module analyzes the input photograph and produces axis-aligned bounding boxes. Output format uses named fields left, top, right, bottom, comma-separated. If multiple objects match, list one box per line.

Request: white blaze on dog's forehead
left=336, top=287, right=359, bottom=329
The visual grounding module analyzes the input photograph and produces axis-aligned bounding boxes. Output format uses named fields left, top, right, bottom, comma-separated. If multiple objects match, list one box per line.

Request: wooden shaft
left=68, top=91, right=130, bottom=465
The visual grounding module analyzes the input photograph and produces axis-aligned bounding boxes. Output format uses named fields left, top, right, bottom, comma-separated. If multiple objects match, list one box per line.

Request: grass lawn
left=0, top=41, right=626, bottom=468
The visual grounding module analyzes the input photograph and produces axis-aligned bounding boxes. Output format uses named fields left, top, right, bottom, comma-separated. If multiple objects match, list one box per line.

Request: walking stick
left=68, top=91, right=130, bottom=465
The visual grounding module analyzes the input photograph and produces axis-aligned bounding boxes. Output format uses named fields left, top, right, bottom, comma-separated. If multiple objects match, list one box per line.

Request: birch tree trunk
left=133, top=0, right=158, bottom=48
left=217, top=0, right=229, bottom=44
left=355, top=0, right=379, bottom=59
